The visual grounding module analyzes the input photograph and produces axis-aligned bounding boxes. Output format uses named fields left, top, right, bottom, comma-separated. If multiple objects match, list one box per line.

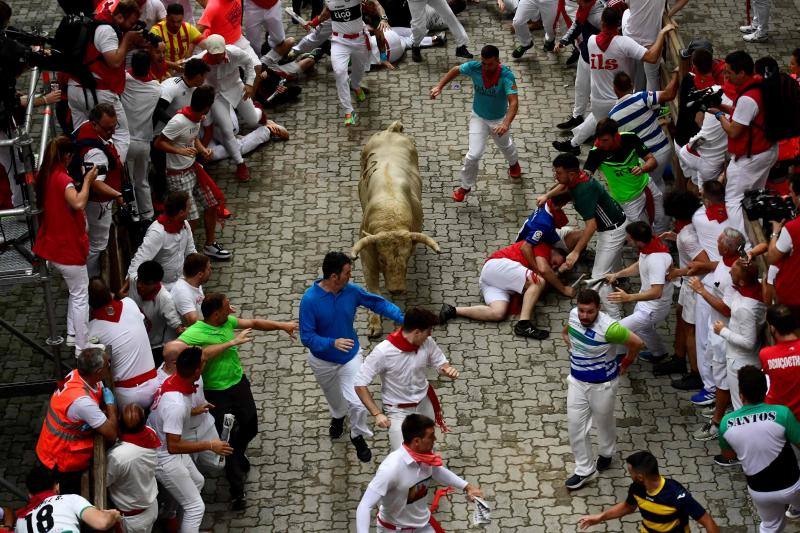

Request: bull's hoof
left=367, top=316, right=384, bottom=339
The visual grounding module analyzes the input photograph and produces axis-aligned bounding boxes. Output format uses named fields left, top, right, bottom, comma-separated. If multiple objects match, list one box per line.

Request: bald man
left=106, top=404, right=160, bottom=533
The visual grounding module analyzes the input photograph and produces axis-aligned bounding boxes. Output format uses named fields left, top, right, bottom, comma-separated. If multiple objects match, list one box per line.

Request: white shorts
left=678, top=282, right=696, bottom=325
left=709, top=332, right=728, bottom=390
left=479, top=258, right=534, bottom=304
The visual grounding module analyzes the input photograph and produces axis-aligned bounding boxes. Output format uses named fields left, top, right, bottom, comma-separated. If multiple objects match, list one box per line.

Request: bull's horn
left=386, top=121, right=404, bottom=133
left=351, top=233, right=383, bottom=258
left=409, top=232, right=441, bottom=253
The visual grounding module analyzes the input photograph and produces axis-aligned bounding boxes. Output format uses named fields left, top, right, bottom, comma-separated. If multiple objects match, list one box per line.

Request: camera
left=131, top=21, right=163, bottom=48
left=83, top=162, right=108, bottom=175
left=743, top=189, right=797, bottom=225
left=685, top=86, right=724, bottom=113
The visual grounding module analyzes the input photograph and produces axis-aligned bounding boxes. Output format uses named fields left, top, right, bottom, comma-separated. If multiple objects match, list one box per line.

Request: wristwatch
left=380, top=15, right=388, bottom=20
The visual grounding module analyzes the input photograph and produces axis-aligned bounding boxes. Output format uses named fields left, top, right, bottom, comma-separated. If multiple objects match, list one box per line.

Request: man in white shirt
left=147, top=346, right=233, bottom=533
left=354, top=308, right=459, bottom=450
left=621, top=0, right=664, bottom=90
left=355, top=414, right=482, bottom=532
left=154, top=58, right=211, bottom=133
left=677, top=86, right=730, bottom=188
left=88, top=277, right=159, bottom=409
left=122, top=50, right=162, bottom=219
left=605, top=221, right=674, bottom=364
left=106, top=404, right=159, bottom=533
left=127, top=191, right=197, bottom=288
left=172, top=253, right=211, bottom=326
left=136, top=0, right=166, bottom=27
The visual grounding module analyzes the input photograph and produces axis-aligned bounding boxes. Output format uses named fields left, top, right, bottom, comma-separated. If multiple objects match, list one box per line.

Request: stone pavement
left=2, top=0, right=800, bottom=531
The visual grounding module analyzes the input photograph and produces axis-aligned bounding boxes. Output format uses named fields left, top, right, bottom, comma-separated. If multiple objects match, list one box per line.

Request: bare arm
left=697, top=512, right=720, bottom=533
left=561, top=218, right=597, bottom=272
left=656, top=70, right=680, bottom=103
left=80, top=507, right=122, bottom=530
left=64, top=167, right=97, bottom=210
left=430, top=66, right=462, bottom=98
left=95, top=404, right=118, bottom=443
left=236, top=318, right=297, bottom=339
left=667, top=0, right=690, bottom=17
left=536, top=183, right=568, bottom=207
left=201, top=329, right=253, bottom=361
left=578, top=502, right=638, bottom=529
left=642, top=25, right=675, bottom=64
left=166, top=432, right=233, bottom=455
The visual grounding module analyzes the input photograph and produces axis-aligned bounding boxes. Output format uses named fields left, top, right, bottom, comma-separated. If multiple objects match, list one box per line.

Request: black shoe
left=411, top=46, right=422, bottom=62
left=351, top=435, right=372, bottom=462
left=329, top=416, right=345, bottom=439
left=565, top=471, right=596, bottom=490
left=552, top=140, right=580, bottom=155
left=596, top=455, right=612, bottom=471
left=513, top=320, right=550, bottom=340
left=455, top=45, right=474, bottom=58
left=542, top=39, right=556, bottom=52
left=653, top=356, right=687, bottom=376
left=671, top=372, right=704, bottom=391
left=556, top=115, right=583, bottom=130
left=232, top=495, right=247, bottom=511
left=566, top=47, right=580, bottom=65
left=439, top=303, right=457, bottom=325
left=512, top=43, right=533, bottom=59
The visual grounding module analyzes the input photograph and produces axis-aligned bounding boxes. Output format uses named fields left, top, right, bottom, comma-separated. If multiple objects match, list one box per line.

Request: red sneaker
left=508, top=162, right=522, bottom=179
left=452, top=187, right=470, bottom=202
left=235, top=162, right=251, bottom=182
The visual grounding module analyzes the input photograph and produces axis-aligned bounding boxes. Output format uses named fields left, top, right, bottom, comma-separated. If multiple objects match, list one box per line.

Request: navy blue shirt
left=516, top=204, right=561, bottom=246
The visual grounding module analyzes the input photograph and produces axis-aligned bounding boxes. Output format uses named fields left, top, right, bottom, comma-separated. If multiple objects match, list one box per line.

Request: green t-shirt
left=584, top=132, right=650, bottom=204
left=179, top=315, right=242, bottom=391
left=570, top=178, right=627, bottom=232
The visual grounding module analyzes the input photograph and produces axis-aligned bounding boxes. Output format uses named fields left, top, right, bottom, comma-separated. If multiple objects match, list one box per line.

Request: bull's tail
left=386, top=121, right=404, bottom=133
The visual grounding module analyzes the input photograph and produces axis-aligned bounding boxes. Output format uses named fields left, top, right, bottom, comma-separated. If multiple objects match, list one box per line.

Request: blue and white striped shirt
left=609, top=91, right=670, bottom=155
left=567, top=308, right=630, bottom=383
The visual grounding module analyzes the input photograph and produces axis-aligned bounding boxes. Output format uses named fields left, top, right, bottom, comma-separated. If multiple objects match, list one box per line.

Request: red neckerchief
left=575, top=0, right=596, bottom=23
left=159, top=373, right=198, bottom=395
left=387, top=329, right=419, bottom=352
left=120, top=425, right=162, bottom=449
left=706, top=203, right=728, bottom=223
left=546, top=200, right=569, bottom=228
left=736, top=282, right=763, bottom=302
left=594, top=132, right=622, bottom=149
left=126, top=68, right=155, bottom=83
left=568, top=171, right=591, bottom=190
left=91, top=299, right=123, bottom=323
left=157, top=214, right=184, bottom=234
left=402, top=444, right=443, bottom=467
left=674, top=219, right=691, bottom=233
left=176, top=106, right=204, bottom=123
left=140, top=283, right=162, bottom=302
left=203, top=52, right=229, bottom=65
left=482, top=64, right=502, bottom=89
left=640, top=236, right=670, bottom=255
left=16, top=491, right=57, bottom=519
left=722, top=254, right=738, bottom=267
left=595, top=29, right=618, bottom=52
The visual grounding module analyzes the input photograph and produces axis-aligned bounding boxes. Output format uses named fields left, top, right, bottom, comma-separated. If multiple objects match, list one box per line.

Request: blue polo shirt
left=516, top=204, right=562, bottom=246
left=299, top=281, right=404, bottom=365
left=459, top=61, right=518, bottom=121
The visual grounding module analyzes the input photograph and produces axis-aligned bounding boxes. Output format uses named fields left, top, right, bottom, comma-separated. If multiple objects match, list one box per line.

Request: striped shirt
left=625, top=477, right=706, bottom=533
left=567, top=308, right=630, bottom=383
left=151, top=20, right=203, bottom=64
left=609, top=91, right=670, bottom=154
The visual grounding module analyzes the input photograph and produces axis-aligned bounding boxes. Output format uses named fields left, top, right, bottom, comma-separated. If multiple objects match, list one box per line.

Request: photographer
left=677, top=83, right=730, bottom=189
left=768, top=175, right=800, bottom=319
left=31, top=136, right=98, bottom=353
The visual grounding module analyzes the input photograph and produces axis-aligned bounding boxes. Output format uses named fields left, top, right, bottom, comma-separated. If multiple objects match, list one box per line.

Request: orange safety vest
left=35, top=370, right=102, bottom=473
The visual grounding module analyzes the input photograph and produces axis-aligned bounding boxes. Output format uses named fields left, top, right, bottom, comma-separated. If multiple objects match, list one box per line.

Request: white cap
left=204, top=34, right=226, bottom=55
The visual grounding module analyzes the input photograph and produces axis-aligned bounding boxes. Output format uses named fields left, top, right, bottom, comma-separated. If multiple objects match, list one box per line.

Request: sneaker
left=671, top=372, right=703, bottom=391
left=556, top=115, right=583, bottom=130
left=65, top=334, right=76, bottom=347
left=439, top=303, right=457, bottom=325
left=552, top=140, right=580, bottom=155
left=354, top=88, right=367, bottom=103
left=692, top=421, right=719, bottom=441
left=203, top=242, right=232, bottom=260
left=513, top=320, right=550, bottom=340
left=329, top=416, right=345, bottom=439
left=565, top=471, right=596, bottom=490
left=351, top=435, right=372, bottom=462
left=698, top=405, right=716, bottom=419
left=508, top=162, right=522, bottom=179
left=653, top=356, right=687, bottom=376
left=739, top=24, right=757, bottom=33
left=231, top=495, right=247, bottom=511
left=714, top=454, right=740, bottom=467
left=691, top=388, right=716, bottom=406
left=596, top=455, right=612, bottom=472
left=786, top=505, right=800, bottom=519
left=412, top=46, right=422, bottom=62
left=235, top=162, right=251, bottom=182
left=512, top=43, right=533, bottom=59
left=455, top=45, right=474, bottom=58
left=743, top=32, right=768, bottom=42
left=542, top=39, right=556, bottom=52
left=432, top=32, right=447, bottom=46
left=452, top=187, right=471, bottom=202
left=565, top=47, right=580, bottom=65
left=638, top=351, right=666, bottom=363
left=344, top=112, right=358, bottom=126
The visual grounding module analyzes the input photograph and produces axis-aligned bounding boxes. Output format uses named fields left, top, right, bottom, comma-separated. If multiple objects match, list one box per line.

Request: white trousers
left=459, top=113, right=519, bottom=190
left=694, top=296, right=716, bottom=392
left=567, top=375, right=618, bottom=476
left=572, top=59, right=590, bottom=119
left=751, top=0, right=771, bottom=36
left=749, top=477, right=800, bottom=533
left=649, top=144, right=673, bottom=192
left=571, top=98, right=615, bottom=146
left=244, top=0, right=286, bottom=58
left=728, top=356, right=760, bottom=411
left=209, top=97, right=263, bottom=165
left=619, top=180, right=667, bottom=234
left=50, top=262, right=89, bottom=352
left=619, top=307, right=670, bottom=357
left=293, top=20, right=332, bottom=54
left=632, top=60, right=661, bottom=92
left=232, top=34, right=261, bottom=66
left=725, top=146, right=779, bottom=240
left=115, top=377, right=159, bottom=411
left=331, top=38, right=370, bottom=115
left=677, top=143, right=725, bottom=186
left=386, top=395, right=435, bottom=451
left=307, top=351, right=373, bottom=438
left=210, top=126, right=270, bottom=162
left=513, top=0, right=558, bottom=45
left=68, top=87, right=130, bottom=162
left=408, top=0, right=468, bottom=47
left=120, top=501, right=158, bottom=533
left=591, top=224, right=627, bottom=319
left=377, top=524, right=435, bottom=533
left=127, top=139, right=154, bottom=219
left=156, top=455, right=205, bottom=533
left=184, top=414, right=224, bottom=472
left=85, top=200, right=114, bottom=278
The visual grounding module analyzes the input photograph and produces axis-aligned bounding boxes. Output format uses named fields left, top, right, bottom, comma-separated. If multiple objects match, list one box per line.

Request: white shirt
left=691, top=206, right=731, bottom=262
left=148, top=389, right=192, bottom=462
left=161, top=113, right=208, bottom=170
left=777, top=226, right=794, bottom=253
left=139, top=0, right=167, bottom=28
left=122, top=73, right=162, bottom=142
left=171, top=278, right=204, bottom=319
left=106, top=438, right=159, bottom=511
left=196, top=45, right=257, bottom=106
left=688, top=89, right=731, bottom=164
left=156, top=366, right=214, bottom=431
left=156, top=76, right=195, bottom=134
left=719, top=291, right=766, bottom=364
left=354, top=337, right=448, bottom=406
left=128, top=219, right=197, bottom=285
left=676, top=224, right=704, bottom=269
left=88, top=298, right=156, bottom=382
left=128, top=278, right=183, bottom=348
left=587, top=34, right=647, bottom=103
left=635, top=251, right=674, bottom=314
left=622, top=0, right=662, bottom=45
left=609, top=91, right=669, bottom=154
left=703, top=261, right=736, bottom=324
left=65, top=378, right=108, bottom=429
left=15, top=494, right=93, bottom=533
left=732, top=95, right=759, bottom=127
left=68, top=26, right=118, bottom=88
left=326, top=0, right=366, bottom=36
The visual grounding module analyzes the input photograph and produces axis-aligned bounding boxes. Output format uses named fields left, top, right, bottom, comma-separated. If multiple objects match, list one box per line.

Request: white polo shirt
left=354, top=336, right=448, bottom=406
left=691, top=206, right=731, bottom=262
left=635, top=250, right=673, bottom=315
left=127, top=219, right=197, bottom=286
left=15, top=494, right=93, bottom=533
left=170, top=278, right=204, bottom=319
left=587, top=34, right=646, bottom=103
left=106, top=435, right=159, bottom=512
left=148, top=388, right=192, bottom=463
left=88, top=298, right=156, bottom=383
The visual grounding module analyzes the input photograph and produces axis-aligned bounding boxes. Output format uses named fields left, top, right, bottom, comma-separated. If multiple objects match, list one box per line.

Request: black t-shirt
left=376, top=0, right=411, bottom=27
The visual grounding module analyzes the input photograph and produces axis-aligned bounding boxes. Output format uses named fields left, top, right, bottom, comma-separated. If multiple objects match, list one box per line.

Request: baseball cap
left=680, top=38, right=713, bottom=59
left=204, top=34, right=226, bottom=55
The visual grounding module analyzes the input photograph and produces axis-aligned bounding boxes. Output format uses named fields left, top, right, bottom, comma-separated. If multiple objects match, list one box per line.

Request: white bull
left=351, top=121, right=440, bottom=337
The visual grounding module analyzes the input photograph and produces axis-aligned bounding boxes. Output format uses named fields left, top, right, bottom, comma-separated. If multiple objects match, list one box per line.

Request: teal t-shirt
left=459, top=61, right=518, bottom=121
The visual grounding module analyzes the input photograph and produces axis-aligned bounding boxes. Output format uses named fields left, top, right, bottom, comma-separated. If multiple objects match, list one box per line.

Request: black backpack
left=52, top=14, right=102, bottom=94
left=738, top=72, right=800, bottom=144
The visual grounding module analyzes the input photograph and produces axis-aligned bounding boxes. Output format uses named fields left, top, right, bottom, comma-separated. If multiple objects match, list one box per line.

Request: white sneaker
left=203, top=241, right=232, bottom=260
left=739, top=24, right=756, bottom=33
left=698, top=405, right=716, bottom=419
left=692, top=422, right=719, bottom=441
left=743, top=32, right=768, bottom=42
left=786, top=505, right=800, bottom=519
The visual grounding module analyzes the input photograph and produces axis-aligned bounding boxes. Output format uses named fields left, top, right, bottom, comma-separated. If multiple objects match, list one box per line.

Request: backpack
left=739, top=73, right=800, bottom=144
left=52, top=15, right=102, bottom=94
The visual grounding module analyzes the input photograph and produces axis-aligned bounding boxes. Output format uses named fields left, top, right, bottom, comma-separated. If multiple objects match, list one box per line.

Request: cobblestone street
left=2, top=0, right=800, bottom=530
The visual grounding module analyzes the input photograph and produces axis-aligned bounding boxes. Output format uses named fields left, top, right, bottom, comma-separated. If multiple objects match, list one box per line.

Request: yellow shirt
left=151, top=21, right=203, bottom=64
